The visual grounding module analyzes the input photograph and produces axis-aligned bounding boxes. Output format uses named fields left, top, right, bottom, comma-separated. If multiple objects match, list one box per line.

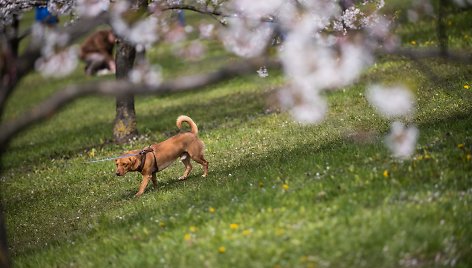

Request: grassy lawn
left=1, top=9, right=472, bottom=268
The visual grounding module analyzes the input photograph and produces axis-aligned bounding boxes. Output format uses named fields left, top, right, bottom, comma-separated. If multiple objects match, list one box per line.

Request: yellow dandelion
left=230, top=223, right=239, bottom=230
left=410, top=40, right=417, bottom=45
left=208, top=207, right=215, bottom=213
left=184, top=233, right=191, bottom=241
left=282, top=183, right=289, bottom=190
left=189, top=226, right=197, bottom=232
left=383, top=170, right=389, bottom=178
left=88, top=148, right=96, bottom=158
left=467, top=154, right=471, bottom=161
left=464, top=84, right=470, bottom=90
left=457, top=143, right=465, bottom=149
left=218, top=246, right=226, bottom=253
left=159, top=222, right=166, bottom=228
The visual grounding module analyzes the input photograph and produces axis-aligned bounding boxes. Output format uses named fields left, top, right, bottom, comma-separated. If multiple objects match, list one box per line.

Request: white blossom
left=367, top=85, right=416, bottom=118
left=35, top=46, right=79, bottom=78
left=278, top=86, right=328, bottom=124
left=199, top=23, right=215, bottom=39
left=228, top=0, right=284, bottom=18
left=342, top=7, right=362, bottom=29
left=48, top=0, right=74, bottom=15
left=385, top=122, right=419, bottom=159
left=76, top=0, right=109, bottom=18
left=257, top=66, right=268, bottom=78
left=281, top=33, right=371, bottom=92
left=290, top=94, right=328, bottom=124
left=219, top=19, right=273, bottom=58
left=111, top=1, right=159, bottom=51
left=176, top=40, right=206, bottom=61
left=128, top=61, right=162, bottom=86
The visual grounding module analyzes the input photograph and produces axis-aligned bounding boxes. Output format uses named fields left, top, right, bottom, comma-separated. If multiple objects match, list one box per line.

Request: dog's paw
left=178, top=176, right=187, bottom=181
left=202, top=174, right=207, bottom=178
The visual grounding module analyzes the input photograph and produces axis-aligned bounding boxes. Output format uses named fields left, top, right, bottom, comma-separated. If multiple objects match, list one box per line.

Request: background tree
left=112, top=0, right=149, bottom=143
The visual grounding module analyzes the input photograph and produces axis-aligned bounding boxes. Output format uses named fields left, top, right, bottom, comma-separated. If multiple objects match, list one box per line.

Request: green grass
left=1, top=9, right=472, bottom=268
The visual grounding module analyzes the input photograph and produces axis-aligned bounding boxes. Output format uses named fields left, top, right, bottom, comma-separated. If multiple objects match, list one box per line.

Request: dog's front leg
left=135, top=174, right=151, bottom=197
left=151, top=173, right=158, bottom=189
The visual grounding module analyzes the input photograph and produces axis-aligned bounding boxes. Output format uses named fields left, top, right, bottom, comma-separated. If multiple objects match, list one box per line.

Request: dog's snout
left=115, top=171, right=121, bottom=176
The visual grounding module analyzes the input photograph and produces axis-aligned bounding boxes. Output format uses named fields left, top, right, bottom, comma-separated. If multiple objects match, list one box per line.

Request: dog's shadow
left=118, top=176, right=195, bottom=200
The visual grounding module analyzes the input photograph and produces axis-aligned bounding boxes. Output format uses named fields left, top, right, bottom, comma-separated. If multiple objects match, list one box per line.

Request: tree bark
left=112, top=0, right=149, bottom=144
left=437, top=0, right=448, bottom=56
left=113, top=41, right=138, bottom=143
left=0, top=206, right=10, bottom=268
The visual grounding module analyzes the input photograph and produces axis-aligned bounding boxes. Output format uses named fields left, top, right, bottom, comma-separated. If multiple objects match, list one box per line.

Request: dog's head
left=115, top=152, right=140, bottom=176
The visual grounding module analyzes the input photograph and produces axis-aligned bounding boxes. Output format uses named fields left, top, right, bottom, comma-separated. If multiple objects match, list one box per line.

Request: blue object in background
left=35, top=6, right=58, bottom=25
left=177, top=10, right=185, bottom=27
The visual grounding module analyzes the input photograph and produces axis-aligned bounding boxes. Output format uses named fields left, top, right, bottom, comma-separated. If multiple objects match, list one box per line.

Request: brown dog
left=115, top=115, right=208, bottom=197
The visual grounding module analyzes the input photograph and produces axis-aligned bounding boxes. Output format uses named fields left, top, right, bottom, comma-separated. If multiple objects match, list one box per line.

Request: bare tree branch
left=160, top=3, right=275, bottom=24
left=161, top=4, right=225, bottom=17
left=0, top=58, right=280, bottom=148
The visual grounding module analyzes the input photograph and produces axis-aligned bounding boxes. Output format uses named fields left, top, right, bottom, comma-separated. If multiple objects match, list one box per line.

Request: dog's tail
left=176, top=115, right=198, bottom=135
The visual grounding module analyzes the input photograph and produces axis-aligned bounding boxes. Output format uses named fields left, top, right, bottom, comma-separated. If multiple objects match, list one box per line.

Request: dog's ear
left=129, top=157, right=140, bottom=170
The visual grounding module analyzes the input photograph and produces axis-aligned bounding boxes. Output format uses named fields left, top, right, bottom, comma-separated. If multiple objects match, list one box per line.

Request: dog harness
left=138, top=146, right=159, bottom=173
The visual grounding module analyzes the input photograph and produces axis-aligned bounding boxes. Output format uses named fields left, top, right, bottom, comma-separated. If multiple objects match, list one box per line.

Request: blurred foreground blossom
left=199, top=23, right=215, bottom=39
left=76, top=0, right=109, bottom=18
left=385, top=121, right=419, bottom=159
left=228, top=0, right=284, bottom=18
left=289, top=99, right=328, bottom=124
left=279, top=89, right=328, bottom=124
left=35, top=46, right=79, bottom=78
left=128, top=61, right=162, bottom=86
left=176, top=40, right=206, bottom=61
left=280, top=15, right=372, bottom=91
left=111, top=2, right=159, bottom=51
left=219, top=19, right=273, bottom=58
left=367, top=85, right=416, bottom=119
left=31, top=24, right=70, bottom=57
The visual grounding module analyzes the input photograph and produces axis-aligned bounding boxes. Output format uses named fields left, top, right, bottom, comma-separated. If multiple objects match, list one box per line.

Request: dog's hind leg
left=190, top=154, right=208, bottom=177
left=179, top=153, right=192, bottom=180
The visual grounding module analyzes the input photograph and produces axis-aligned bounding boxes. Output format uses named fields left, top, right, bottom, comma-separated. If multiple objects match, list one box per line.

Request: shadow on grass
left=2, top=87, right=270, bottom=171
left=8, top=109, right=472, bottom=260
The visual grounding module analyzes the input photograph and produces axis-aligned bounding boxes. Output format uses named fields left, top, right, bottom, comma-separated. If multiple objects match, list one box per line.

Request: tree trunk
left=437, top=0, right=448, bottom=56
left=113, top=41, right=138, bottom=143
left=0, top=206, right=10, bottom=268
left=112, top=0, right=149, bottom=143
